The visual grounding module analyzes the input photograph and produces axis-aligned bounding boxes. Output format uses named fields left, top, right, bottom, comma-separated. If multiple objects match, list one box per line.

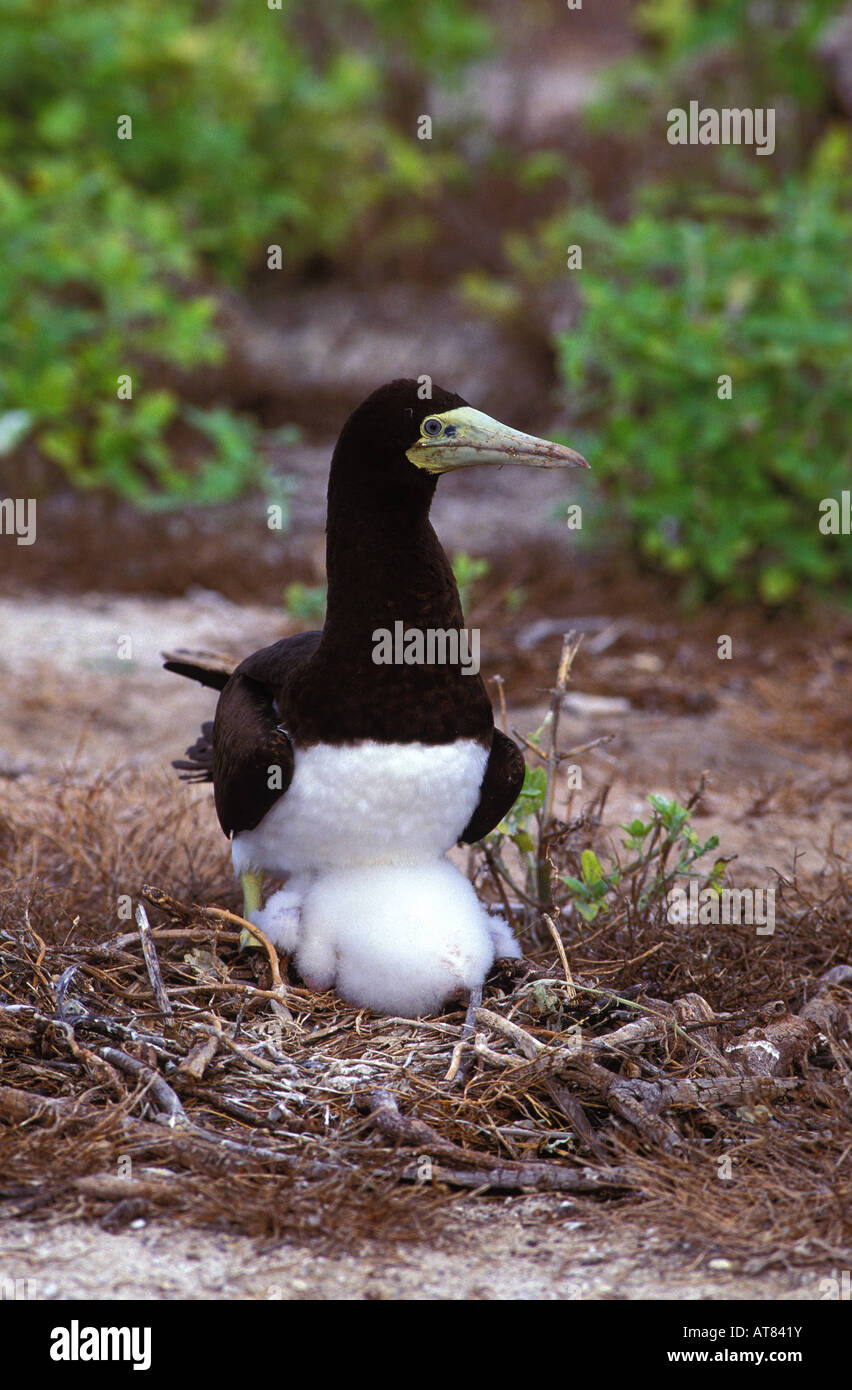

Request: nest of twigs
left=1, top=758, right=851, bottom=1270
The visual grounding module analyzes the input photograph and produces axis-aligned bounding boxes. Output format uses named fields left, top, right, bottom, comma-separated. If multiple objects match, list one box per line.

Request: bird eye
left=422, top=417, right=444, bottom=437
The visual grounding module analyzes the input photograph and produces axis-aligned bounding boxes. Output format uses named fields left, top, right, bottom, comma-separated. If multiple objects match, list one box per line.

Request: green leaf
left=581, top=850, right=604, bottom=886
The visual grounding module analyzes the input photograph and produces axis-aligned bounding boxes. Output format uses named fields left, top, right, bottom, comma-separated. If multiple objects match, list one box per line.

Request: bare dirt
left=0, top=1202, right=831, bottom=1302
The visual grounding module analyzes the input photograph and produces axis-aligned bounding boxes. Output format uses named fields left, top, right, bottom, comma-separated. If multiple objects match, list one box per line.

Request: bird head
left=404, top=392, right=589, bottom=476
left=331, top=379, right=589, bottom=503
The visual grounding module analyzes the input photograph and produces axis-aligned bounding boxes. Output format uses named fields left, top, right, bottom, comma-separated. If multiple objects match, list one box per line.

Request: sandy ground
left=0, top=1202, right=830, bottom=1302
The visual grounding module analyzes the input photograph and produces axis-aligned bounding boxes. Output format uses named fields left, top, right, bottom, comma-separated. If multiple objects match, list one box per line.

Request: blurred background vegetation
left=1, top=0, right=850, bottom=603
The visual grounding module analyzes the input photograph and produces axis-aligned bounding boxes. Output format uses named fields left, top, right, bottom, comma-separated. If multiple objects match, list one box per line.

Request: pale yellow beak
left=405, top=406, right=590, bottom=475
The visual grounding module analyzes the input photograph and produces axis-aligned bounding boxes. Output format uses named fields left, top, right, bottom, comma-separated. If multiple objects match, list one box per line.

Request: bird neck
left=294, top=467, right=492, bottom=748
left=323, top=496, right=464, bottom=655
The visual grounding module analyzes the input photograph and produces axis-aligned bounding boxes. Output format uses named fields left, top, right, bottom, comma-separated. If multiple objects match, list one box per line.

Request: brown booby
left=165, top=379, right=588, bottom=1015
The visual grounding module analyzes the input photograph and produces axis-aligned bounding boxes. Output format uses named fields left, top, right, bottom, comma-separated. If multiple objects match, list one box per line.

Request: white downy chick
left=258, top=859, right=519, bottom=1017
left=249, top=876, right=311, bottom=954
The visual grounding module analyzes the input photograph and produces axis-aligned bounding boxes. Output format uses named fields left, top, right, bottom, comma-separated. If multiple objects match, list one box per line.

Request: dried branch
left=135, top=902, right=173, bottom=1019
left=367, top=1090, right=629, bottom=1194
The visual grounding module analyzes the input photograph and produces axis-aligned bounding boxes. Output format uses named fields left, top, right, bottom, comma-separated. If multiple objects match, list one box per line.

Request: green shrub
left=633, top=0, right=839, bottom=92
left=284, top=582, right=327, bottom=622
left=554, top=141, right=852, bottom=603
left=451, top=551, right=490, bottom=611
left=457, top=0, right=851, bottom=603
left=588, top=0, right=843, bottom=160
left=0, top=0, right=489, bottom=504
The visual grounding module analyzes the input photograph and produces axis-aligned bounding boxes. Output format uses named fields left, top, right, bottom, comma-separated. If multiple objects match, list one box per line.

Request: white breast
left=231, top=738, right=488, bottom=876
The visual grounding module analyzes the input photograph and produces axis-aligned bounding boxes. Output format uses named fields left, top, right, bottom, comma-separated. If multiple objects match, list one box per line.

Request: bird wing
left=210, top=671, right=296, bottom=836
left=459, top=727, right=525, bottom=843
left=166, top=631, right=322, bottom=837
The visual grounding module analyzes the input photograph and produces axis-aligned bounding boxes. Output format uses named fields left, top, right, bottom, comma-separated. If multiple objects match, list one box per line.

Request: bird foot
left=239, top=869, right=266, bottom=948
left=461, top=983, right=482, bottom=1036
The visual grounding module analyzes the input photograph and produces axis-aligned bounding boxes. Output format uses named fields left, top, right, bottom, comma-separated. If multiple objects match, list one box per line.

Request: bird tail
left=161, top=648, right=234, bottom=691
left=163, top=649, right=231, bottom=782
left=172, top=720, right=215, bottom=782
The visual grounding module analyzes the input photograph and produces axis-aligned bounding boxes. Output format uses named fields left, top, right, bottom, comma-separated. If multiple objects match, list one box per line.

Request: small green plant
left=503, top=586, right=527, bottom=616
left=562, top=794, right=723, bottom=925
left=480, top=634, right=585, bottom=911
left=484, top=762, right=725, bottom=933
left=561, top=849, right=620, bottom=925
left=476, top=638, right=727, bottom=939
left=495, top=763, right=548, bottom=859
left=451, top=551, right=490, bottom=612
left=284, top=582, right=327, bottom=623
